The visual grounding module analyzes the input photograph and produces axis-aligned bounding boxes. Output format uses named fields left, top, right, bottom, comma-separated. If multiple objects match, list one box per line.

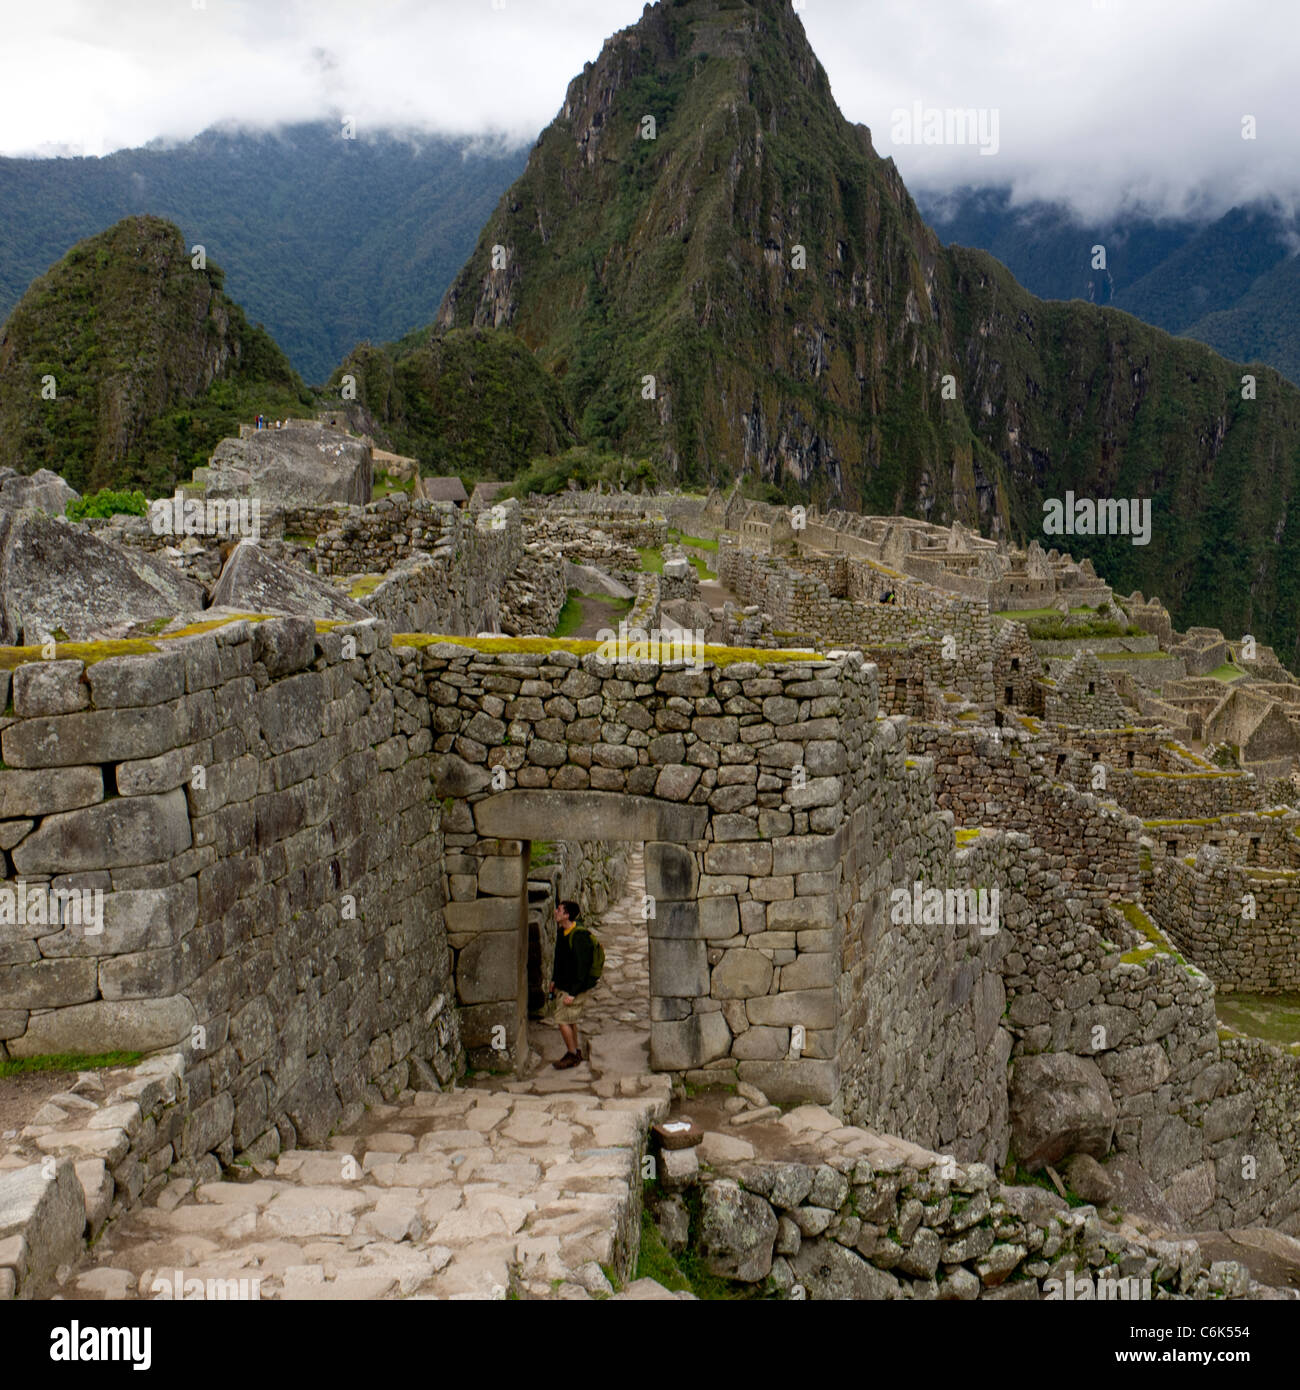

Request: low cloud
left=3, top=0, right=1295, bottom=223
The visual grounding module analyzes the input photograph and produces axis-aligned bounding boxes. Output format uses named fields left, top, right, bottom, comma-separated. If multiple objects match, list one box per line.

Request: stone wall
left=343, top=502, right=524, bottom=636
left=907, top=726, right=1142, bottom=906
left=717, top=542, right=996, bottom=711
left=1147, top=855, right=1300, bottom=993
left=1106, top=768, right=1272, bottom=819
left=687, top=1128, right=1275, bottom=1300
left=0, top=618, right=461, bottom=1184
left=424, top=644, right=874, bottom=1089
left=1142, top=811, right=1300, bottom=865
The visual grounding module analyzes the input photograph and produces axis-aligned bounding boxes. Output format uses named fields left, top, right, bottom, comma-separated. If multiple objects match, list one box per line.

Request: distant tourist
left=880, top=589, right=895, bottom=604
left=549, top=900, right=601, bottom=1069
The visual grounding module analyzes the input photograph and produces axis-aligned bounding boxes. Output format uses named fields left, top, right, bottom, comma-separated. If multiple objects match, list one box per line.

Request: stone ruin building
left=1, top=443, right=1299, bottom=1303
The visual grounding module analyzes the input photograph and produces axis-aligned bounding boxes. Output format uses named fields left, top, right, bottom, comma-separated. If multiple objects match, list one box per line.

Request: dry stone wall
left=0, top=618, right=461, bottom=1189
left=1147, top=855, right=1300, bottom=993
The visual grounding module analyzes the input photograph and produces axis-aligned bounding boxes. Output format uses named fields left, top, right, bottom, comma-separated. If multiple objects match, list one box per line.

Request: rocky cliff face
left=430, top=0, right=1300, bottom=664
left=0, top=216, right=307, bottom=494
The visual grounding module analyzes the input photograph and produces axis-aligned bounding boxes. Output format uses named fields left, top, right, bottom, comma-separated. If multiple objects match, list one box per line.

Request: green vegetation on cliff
left=419, top=0, right=1300, bottom=664
left=330, top=327, right=576, bottom=479
left=0, top=215, right=311, bottom=494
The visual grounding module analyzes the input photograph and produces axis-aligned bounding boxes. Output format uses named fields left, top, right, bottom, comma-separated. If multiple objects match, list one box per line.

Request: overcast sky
left=2, top=0, right=1296, bottom=221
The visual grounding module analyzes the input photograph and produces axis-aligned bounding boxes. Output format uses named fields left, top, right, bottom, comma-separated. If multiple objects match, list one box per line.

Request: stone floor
left=66, top=846, right=674, bottom=1301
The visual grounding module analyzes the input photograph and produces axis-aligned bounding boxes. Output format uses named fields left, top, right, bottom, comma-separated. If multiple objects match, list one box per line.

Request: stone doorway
left=443, top=791, right=707, bottom=1075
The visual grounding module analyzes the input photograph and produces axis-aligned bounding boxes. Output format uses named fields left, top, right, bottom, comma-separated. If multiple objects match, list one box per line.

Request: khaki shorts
left=551, top=993, right=586, bottom=1026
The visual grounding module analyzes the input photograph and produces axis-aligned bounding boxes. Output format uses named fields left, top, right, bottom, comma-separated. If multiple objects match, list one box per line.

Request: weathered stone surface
left=252, top=617, right=319, bottom=678
left=13, top=787, right=191, bottom=872
left=0, top=958, right=98, bottom=1009
left=6, top=996, right=197, bottom=1056
left=649, top=939, right=709, bottom=998
left=790, top=1237, right=901, bottom=1299
left=456, top=934, right=519, bottom=1004
left=0, top=467, right=78, bottom=515
left=2, top=702, right=184, bottom=767
left=1009, top=1053, right=1116, bottom=1170
left=746, top=989, right=835, bottom=1029
left=475, top=790, right=706, bottom=843
left=86, top=649, right=188, bottom=709
left=0, top=1161, right=86, bottom=1291
left=211, top=542, right=370, bottom=622
left=207, top=422, right=372, bottom=506
left=699, top=1180, right=777, bottom=1282
left=650, top=1012, right=731, bottom=1070
left=644, top=842, right=698, bottom=902
left=12, top=660, right=88, bottom=715
left=0, top=511, right=204, bottom=645
left=737, top=1059, right=837, bottom=1104
left=711, top=950, right=773, bottom=999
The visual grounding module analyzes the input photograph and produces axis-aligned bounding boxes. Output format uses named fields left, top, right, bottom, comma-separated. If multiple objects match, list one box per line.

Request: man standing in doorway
left=550, top=899, right=593, bottom=1069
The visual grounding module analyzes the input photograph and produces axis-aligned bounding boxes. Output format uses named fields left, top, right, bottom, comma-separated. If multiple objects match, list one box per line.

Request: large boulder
left=205, top=422, right=371, bottom=507
left=1009, top=1053, right=1116, bottom=1170
left=209, top=541, right=369, bottom=622
left=699, top=1179, right=777, bottom=1282
left=0, top=510, right=203, bottom=644
left=564, top=562, right=633, bottom=600
left=0, top=467, right=80, bottom=514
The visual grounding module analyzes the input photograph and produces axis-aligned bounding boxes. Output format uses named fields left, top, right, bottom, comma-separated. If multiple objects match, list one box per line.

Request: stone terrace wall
left=315, top=494, right=523, bottom=588
left=717, top=542, right=995, bottom=712
left=0, top=617, right=461, bottom=1184
left=907, top=726, right=1141, bottom=906
left=1142, top=812, right=1300, bottom=865
left=1147, top=856, right=1300, bottom=992
left=346, top=502, right=524, bottom=636
left=1105, top=767, right=1273, bottom=819
left=835, top=733, right=1012, bottom=1167
left=1002, top=896, right=1300, bottom=1233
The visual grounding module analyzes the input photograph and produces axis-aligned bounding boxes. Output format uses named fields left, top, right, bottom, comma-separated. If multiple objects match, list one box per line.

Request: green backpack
left=577, top=925, right=605, bottom=993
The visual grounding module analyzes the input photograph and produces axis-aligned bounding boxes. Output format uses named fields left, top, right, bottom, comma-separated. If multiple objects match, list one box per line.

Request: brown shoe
left=553, top=1052, right=582, bottom=1070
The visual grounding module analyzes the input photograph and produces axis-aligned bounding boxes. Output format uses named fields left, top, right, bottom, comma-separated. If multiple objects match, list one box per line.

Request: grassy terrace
left=1207, top=662, right=1248, bottom=682
left=1116, top=902, right=1193, bottom=970
left=0, top=622, right=827, bottom=676
left=0, top=617, right=272, bottom=670
left=1216, top=993, right=1300, bottom=1051
left=994, top=606, right=1095, bottom=620
left=393, top=634, right=825, bottom=666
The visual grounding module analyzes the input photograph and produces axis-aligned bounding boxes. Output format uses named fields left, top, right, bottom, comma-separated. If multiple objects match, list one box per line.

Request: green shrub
left=66, top=488, right=149, bottom=522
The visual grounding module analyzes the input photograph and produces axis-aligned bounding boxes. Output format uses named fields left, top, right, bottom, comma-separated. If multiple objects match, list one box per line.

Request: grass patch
left=1000, top=1162, right=1088, bottom=1208
left=668, top=530, right=719, bottom=552
left=348, top=575, right=384, bottom=599
left=1117, top=902, right=1189, bottom=968
left=550, top=591, right=633, bottom=639
left=1207, top=662, right=1248, bottom=682
left=638, top=546, right=665, bottom=574
left=0, top=1051, right=142, bottom=1078
left=1216, top=992, right=1300, bottom=1046
left=0, top=639, right=160, bottom=670
left=634, top=1207, right=693, bottom=1293
left=372, top=473, right=414, bottom=500
left=994, top=607, right=1096, bottom=621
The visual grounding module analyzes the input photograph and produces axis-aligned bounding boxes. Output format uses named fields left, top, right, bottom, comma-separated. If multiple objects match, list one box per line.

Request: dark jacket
left=553, top=924, right=594, bottom=996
